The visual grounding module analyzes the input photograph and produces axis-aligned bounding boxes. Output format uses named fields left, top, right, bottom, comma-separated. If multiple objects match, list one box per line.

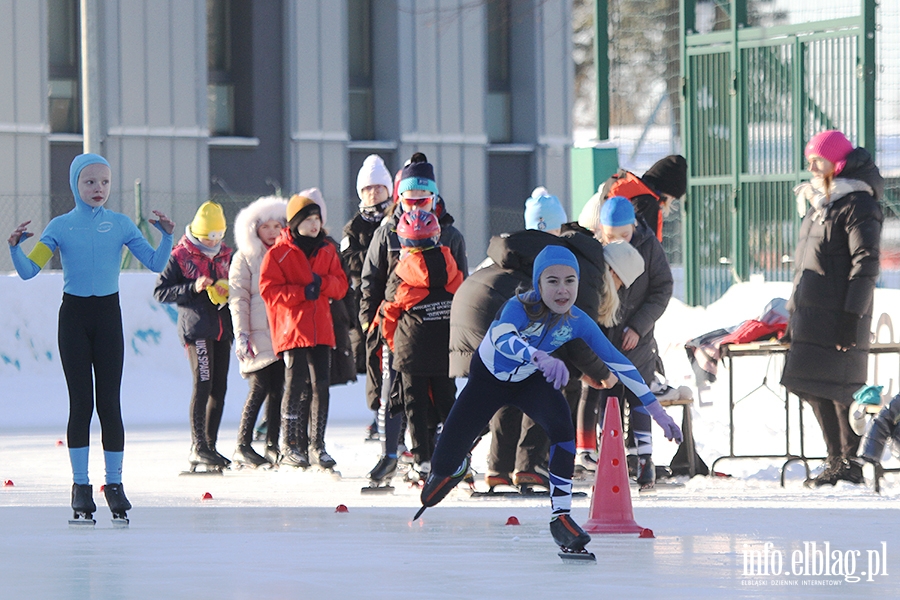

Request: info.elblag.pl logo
left=741, top=541, right=889, bottom=586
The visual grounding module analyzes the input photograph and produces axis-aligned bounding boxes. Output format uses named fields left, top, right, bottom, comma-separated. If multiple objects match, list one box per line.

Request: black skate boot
left=551, top=513, right=595, bottom=560
left=804, top=457, right=843, bottom=487
left=208, top=443, right=232, bottom=468
left=836, top=458, right=865, bottom=484
left=103, top=483, right=132, bottom=527
left=69, top=483, right=96, bottom=527
left=232, top=444, right=270, bottom=469
left=310, top=448, right=337, bottom=471
left=361, top=455, right=398, bottom=494
left=264, top=443, right=281, bottom=465
left=635, top=455, right=656, bottom=490
left=414, top=456, right=470, bottom=519
left=185, top=442, right=227, bottom=474
left=280, top=447, right=310, bottom=469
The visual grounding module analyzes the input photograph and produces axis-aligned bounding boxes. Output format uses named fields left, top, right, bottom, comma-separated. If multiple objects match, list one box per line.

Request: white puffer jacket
left=228, top=196, right=288, bottom=375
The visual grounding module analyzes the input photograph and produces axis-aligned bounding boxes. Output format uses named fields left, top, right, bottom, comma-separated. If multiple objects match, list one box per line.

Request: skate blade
left=111, top=517, right=130, bottom=529
left=558, top=548, right=596, bottom=562
left=360, top=484, right=394, bottom=495
left=179, top=464, right=225, bottom=476
left=68, top=516, right=96, bottom=528
left=412, top=505, right=427, bottom=521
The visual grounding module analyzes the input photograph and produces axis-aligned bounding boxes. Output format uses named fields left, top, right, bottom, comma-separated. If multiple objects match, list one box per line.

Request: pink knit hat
left=805, top=130, right=854, bottom=175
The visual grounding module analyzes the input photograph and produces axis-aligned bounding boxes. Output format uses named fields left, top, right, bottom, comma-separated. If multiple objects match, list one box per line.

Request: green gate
left=680, top=0, right=877, bottom=306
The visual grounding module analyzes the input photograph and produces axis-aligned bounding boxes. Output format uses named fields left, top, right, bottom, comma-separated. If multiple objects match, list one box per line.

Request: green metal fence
left=680, top=0, right=877, bottom=305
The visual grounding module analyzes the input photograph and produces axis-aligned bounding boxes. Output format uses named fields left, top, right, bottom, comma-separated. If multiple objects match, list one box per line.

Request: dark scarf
left=292, top=229, right=325, bottom=257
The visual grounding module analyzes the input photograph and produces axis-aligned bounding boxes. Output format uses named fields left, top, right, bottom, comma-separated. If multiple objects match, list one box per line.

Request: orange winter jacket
left=377, top=246, right=462, bottom=374
left=259, top=229, right=348, bottom=354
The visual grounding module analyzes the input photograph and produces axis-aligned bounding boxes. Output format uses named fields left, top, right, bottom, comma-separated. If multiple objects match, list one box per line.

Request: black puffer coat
left=448, top=229, right=607, bottom=377
left=602, top=222, right=673, bottom=383
left=781, top=147, right=884, bottom=404
left=341, top=212, right=380, bottom=373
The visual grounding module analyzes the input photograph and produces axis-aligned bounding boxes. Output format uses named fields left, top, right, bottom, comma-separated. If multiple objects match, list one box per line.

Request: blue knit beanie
left=532, top=245, right=580, bottom=300
left=69, top=153, right=110, bottom=205
left=599, top=195, right=635, bottom=227
left=524, top=190, right=568, bottom=232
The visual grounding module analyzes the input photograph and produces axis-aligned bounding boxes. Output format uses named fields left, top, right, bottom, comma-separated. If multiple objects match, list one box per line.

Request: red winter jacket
left=259, top=229, right=348, bottom=354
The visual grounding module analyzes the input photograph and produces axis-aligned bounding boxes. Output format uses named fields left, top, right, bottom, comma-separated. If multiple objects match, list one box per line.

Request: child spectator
left=372, top=209, right=463, bottom=482
left=341, top=155, right=394, bottom=441
left=8, top=153, right=174, bottom=523
left=576, top=197, right=673, bottom=488
left=359, top=153, right=467, bottom=485
left=154, top=202, right=234, bottom=471
left=228, top=196, right=288, bottom=467
left=259, top=191, right=348, bottom=469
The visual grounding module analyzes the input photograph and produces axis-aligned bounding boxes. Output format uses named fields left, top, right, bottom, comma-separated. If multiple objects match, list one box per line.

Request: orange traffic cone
left=583, top=396, right=652, bottom=536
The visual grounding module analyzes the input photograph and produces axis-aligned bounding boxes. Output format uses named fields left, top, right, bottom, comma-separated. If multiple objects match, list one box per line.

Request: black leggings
left=281, top=345, right=331, bottom=451
left=431, top=352, right=575, bottom=481
left=186, top=337, right=231, bottom=447
left=237, top=360, right=284, bottom=447
left=804, top=395, right=860, bottom=460
left=59, top=293, right=126, bottom=450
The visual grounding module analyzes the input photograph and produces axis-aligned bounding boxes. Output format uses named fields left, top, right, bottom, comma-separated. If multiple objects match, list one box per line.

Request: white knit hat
left=577, top=188, right=604, bottom=232
left=603, top=241, right=645, bottom=289
left=356, top=154, right=393, bottom=201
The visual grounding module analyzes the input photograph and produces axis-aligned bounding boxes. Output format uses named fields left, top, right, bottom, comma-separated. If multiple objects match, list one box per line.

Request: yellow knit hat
left=190, top=201, right=227, bottom=238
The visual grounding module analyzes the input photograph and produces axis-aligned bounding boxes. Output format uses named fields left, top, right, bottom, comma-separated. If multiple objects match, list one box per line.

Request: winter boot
left=804, top=457, right=843, bottom=487
left=71, top=483, right=96, bottom=515
left=636, top=454, right=656, bottom=489
left=280, top=447, right=310, bottom=469
left=550, top=513, right=592, bottom=551
left=837, top=458, right=865, bottom=484
left=367, top=455, right=398, bottom=484
left=310, top=448, right=337, bottom=470
left=419, top=456, right=470, bottom=509
left=103, top=483, right=132, bottom=517
left=233, top=444, right=270, bottom=468
left=190, top=442, right=227, bottom=469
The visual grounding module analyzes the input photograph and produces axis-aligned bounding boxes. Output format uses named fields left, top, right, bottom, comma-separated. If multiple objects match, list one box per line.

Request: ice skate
left=404, top=461, right=430, bottom=486
left=263, top=444, right=281, bottom=465
left=209, top=445, right=232, bottom=468
left=485, top=472, right=514, bottom=492
left=364, top=419, right=380, bottom=442
left=551, top=514, right=595, bottom=561
left=69, top=483, right=96, bottom=528
left=253, top=420, right=267, bottom=442
left=232, top=444, right=270, bottom=469
left=181, top=443, right=227, bottom=475
left=514, top=468, right=550, bottom=494
left=414, top=456, right=470, bottom=520
left=361, top=455, right=398, bottom=494
left=635, top=455, right=656, bottom=491
left=280, top=447, right=310, bottom=469
left=310, top=448, right=340, bottom=477
left=103, top=483, right=132, bottom=527
left=574, top=451, right=597, bottom=474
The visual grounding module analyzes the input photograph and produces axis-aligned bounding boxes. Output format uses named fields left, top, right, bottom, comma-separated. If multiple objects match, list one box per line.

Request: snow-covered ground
left=2, top=273, right=899, bottom=598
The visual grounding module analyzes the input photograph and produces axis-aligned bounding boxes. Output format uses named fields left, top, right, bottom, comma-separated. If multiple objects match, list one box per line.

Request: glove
left=206, top=279, right=229, bottom=305
left=645, top=401, right=683, bottom=443
left=836, top=311, right=860, bottom=350
left=532, top=350, right=569, bottom=390
left=235, top=333, right=255, bottom=361
left=305, top=273, right=322, bottom=301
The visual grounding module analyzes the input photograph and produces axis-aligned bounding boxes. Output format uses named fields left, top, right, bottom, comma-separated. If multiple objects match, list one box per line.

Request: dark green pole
left=859, top=0, right=876, bottom=156
left=594, top=0, right=609, bottom=140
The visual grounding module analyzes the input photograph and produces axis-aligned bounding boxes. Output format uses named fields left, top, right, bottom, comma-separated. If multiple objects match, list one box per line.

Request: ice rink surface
left=1, top=425, right=898, bottom=599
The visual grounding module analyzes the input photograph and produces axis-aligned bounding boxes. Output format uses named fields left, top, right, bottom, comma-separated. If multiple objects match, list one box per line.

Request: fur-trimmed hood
left=234, top=196, right=288, bottom=258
